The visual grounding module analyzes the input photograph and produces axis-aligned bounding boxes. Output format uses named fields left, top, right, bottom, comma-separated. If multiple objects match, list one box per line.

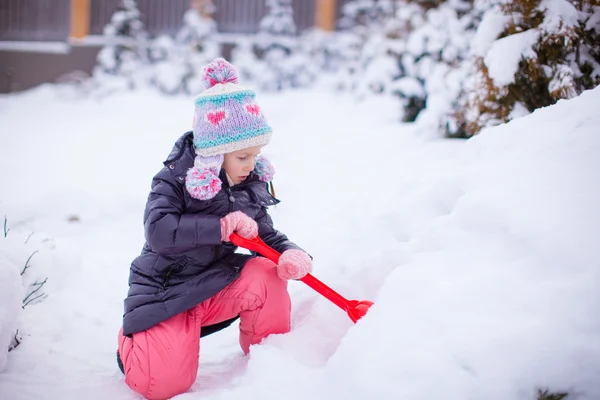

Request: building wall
left=215, top=0, right=315, bottom=34
left=0, top=46, right=100, bottom=93
left=0, top=0, right=71, bottom=41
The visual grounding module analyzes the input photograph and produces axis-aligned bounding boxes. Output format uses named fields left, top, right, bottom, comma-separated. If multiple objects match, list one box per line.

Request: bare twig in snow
left=20, top=250, right=39, bottom=276
left=8, top=330, right=21, bottom=352
left=24, top=232, right=35, bottom=244
left=3, top=215, right=9, bottom=237
left=22, top=277, right=48, bottom=308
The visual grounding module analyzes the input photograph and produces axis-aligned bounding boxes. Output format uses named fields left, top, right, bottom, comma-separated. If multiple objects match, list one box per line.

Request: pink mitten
left=277, top=249, right=312, bottom=280
left=220, top=211, right=258, bottom=241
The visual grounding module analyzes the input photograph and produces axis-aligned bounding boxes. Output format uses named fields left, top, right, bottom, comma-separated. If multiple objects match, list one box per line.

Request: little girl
left=117, top=58, right=312, bottom=400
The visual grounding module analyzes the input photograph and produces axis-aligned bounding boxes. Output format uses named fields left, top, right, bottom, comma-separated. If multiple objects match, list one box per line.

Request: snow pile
left=0, top=216, right=61, bottom=372
left=313, top=86, right=600, bottom=400
left=0, top=227, right=22, bottom=372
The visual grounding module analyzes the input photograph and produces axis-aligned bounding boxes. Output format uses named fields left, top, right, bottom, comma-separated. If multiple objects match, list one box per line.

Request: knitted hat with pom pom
left=186, top=58, right=275, bottom=200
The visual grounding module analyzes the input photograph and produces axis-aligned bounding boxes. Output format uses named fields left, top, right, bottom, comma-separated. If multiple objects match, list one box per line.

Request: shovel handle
left=229, top=234, right=352, bottom=313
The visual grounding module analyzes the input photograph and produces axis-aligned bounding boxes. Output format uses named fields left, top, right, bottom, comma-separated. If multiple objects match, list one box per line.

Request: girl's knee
left=141, top=372, right=196, bottom=400
left=122, top=334, right=196, bottom=400
left=119, top=332, right=152, bottom=397
left=117, top=311, right=201, bottom=400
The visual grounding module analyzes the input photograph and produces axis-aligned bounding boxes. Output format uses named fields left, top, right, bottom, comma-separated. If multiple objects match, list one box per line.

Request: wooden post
left=70, top=0, right=90, bottom=39
left=315, top=0, right=337, bottom=31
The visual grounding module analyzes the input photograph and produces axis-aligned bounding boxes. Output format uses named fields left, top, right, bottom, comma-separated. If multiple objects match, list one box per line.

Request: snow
left=508, top=101, right=530, bottom=120
left=0, top=41, right=70, bottom=54
left=540, top=0, right=579, bottom=32
left=586, top=6, right=600, bottom=30
left=391, top=76, right=425, bottom=98
left=548, top=64, right=578, bottom=99
left=0, top=83, right=599, bottom=399
left=259, top=0, right=297, bottom=36
left=318, top=88, right=600, bottom=400
left=178, top=8, right=216, bottom=41
left=472, top=7, right=511, bottom=57
left=484, top=29, right=539, bottom=86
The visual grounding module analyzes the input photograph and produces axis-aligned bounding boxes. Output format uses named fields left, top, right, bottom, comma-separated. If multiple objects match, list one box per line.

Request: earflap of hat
left=186, top=154, right=224, bottom=200
left=254, top=155, right=275, bottom=182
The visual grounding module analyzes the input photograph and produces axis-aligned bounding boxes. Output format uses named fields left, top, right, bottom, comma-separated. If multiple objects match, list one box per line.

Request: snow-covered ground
left=0, top=84, right=599, bottom=399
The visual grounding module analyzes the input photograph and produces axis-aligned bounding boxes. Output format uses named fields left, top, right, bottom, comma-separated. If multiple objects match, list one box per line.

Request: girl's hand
left=220, top=211, right=258, bottom=241
left=277, top=249, right=312, bottom=280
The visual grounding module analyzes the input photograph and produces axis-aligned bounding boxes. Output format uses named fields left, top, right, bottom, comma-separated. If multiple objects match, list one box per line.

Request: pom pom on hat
left=254, top=155, right=275, bottom=182
left=202, top=58, right=239, bottom=89
left=186, top=154, right=224, bottom=200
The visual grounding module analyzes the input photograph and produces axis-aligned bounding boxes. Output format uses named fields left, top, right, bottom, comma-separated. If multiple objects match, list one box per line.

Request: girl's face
left=222, top=145, right=263, bottom=185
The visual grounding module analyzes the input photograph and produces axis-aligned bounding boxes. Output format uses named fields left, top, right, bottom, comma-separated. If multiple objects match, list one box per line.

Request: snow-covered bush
left=460, top=0, right=600, bottom=136
left=175, top=4, right=219, bottom=94
left=300, top=28, right=361, bottom=76
left=230, top=37, right=263, bottom=83
left=400, top=0, right=487, bottom=131
left=92, top=0, right=150, bottom=95
left=176, top=1, right=217, bottom=46
left=148, top=35, right=188, bottom=95
left=335, top=0, right=484, bottom=127
left=149, top=7, right=219, bottom=95
left=230, top=0, right=317, bottom=92
left=335, top=0, right=399, bottom=96
left=249, top=0, right=313, bottom=91
left=0, top=216, right=53, bottom=371
left=338, top=0, right=396, bottom=30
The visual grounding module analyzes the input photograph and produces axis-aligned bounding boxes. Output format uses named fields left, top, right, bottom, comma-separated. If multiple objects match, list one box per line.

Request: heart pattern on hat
left=246, top=104, right=261, bottom=116
left=206, top=110, right=227, bottom=126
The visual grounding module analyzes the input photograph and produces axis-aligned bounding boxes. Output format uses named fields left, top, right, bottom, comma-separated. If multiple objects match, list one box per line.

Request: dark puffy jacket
left=122, top=132, right=301, bottom=336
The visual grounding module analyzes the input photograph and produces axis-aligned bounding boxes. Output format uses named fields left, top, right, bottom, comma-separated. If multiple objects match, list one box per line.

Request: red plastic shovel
left=230, top=233, right=374, bottom=323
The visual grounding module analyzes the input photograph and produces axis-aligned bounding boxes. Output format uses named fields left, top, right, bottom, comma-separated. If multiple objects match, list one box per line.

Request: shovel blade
left=347, top=300, right=374, bottom=323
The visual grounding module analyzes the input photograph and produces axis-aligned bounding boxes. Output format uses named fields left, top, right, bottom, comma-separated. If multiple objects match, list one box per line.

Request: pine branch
left=22, top=277, right=48, bottom=308
left=20, top=250, right=39, bottom=276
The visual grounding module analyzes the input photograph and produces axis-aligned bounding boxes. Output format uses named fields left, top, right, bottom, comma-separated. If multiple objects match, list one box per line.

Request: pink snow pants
left=117, top=257, right=291, bottom=400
